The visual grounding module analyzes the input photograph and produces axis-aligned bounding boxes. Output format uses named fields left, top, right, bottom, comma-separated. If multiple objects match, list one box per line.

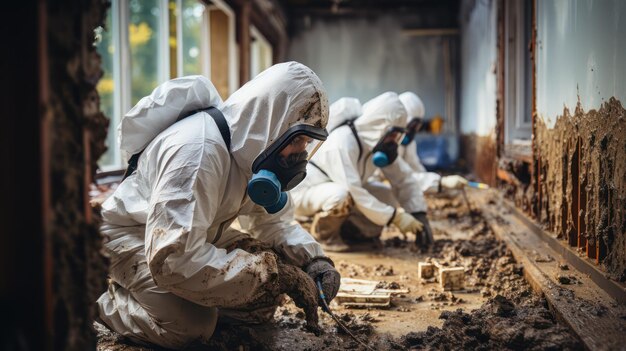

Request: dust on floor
left=97, top=192, right=582, bottom=350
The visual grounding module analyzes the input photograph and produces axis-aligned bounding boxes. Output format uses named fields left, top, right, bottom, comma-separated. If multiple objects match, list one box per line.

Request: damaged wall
left=1, top=1, right=110, bottom=349
left=46, top=0, right=110, bottom=347
left=458, top=0, right=498, bottom=184
left=286, top=13, right=459, bottom=132
left=535, top=0, right=626, bottom=281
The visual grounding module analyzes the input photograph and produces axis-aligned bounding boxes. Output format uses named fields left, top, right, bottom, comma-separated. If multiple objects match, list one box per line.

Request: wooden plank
left=474, top=189, right=626, bottom=351
left=210, top=9, right=230, bottom=99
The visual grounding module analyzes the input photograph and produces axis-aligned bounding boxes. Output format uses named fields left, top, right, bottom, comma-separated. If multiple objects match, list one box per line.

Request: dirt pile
left=402, top=206, right=579, bottom=349
left=402, top=294, right=579, bottom=351
left=97, top=193, right=582, bottom=350
left=337, top=261, right=396, bottom=278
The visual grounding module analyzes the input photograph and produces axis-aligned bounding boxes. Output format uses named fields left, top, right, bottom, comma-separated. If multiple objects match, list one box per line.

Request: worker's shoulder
left=325, top=126, right=357, bottom=146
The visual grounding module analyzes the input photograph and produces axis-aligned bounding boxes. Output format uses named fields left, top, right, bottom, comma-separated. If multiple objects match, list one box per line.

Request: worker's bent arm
left=145, top=141, right=277, bottom=308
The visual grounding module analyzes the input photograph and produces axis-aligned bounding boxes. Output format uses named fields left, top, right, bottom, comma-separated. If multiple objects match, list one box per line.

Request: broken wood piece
left=419, top=261, right=465, bottom=291
left=439, top=267, right=465, bottom=291
left=336, top=278, right=408, bottom=308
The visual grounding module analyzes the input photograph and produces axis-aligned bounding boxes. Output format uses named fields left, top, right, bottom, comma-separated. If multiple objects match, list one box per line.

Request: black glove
left=305, top=257, right=341, bottom=304
left=412, top=212, right=434, bottom=248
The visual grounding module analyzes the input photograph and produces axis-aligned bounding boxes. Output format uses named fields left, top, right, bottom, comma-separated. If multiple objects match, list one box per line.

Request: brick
left=439, top=267, right=465, bottom=291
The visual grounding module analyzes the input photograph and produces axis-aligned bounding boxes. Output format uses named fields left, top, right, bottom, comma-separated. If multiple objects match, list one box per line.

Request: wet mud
left=227, top=238, right=321, bottom=333
left=97, top=193, right=581, bottom=350
left=47, top=0, right=111, bottom=349
left=534, top=98, right=626, bottom=281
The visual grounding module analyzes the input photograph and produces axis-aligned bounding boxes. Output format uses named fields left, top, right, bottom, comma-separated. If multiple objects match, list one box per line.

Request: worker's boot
left=311, top=197, right=353, bottom=252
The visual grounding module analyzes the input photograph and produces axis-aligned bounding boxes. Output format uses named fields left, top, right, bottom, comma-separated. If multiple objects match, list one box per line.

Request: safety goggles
left=252, top=124, right=329, bottom=173
left=379, top=126, right=407, bottom=145
left=402, top=117, right=423, bottom=145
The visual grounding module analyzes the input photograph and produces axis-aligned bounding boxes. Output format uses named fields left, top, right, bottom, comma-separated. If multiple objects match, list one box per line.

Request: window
left=95, top=0, right=237, bottom=170
left=180, top=0, right=206, bottom=76
left=504, top=0, right=533, bottom=155
left=250, top=26, right=273, bottom=79
left=95, top=8, right=116, bottom=167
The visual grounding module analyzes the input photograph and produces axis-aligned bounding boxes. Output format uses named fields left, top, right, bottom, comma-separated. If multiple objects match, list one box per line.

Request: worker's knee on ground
left=321, top=187, right=353, bottom=215
left=164, top=307, right=218, bottom=348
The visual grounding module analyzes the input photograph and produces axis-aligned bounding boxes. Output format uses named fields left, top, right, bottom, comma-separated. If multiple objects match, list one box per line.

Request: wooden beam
left=237, top=0, right=251, bottom=85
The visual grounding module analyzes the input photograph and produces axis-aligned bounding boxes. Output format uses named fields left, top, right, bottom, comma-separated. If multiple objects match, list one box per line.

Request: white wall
left=287, top=15, right=458, bottom=130
left=537, top=0, right=626, bottom=128
left=459, top=0, right=498, bottom=137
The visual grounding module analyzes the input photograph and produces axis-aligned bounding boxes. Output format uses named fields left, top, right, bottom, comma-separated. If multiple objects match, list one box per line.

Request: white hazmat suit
left=291, top=92, right=426, bottom=250
left=398, top=92, right=468, bottom=192
left=97, top=62, right=329, bottom=349
left=397, top=92, right=442, bottom=192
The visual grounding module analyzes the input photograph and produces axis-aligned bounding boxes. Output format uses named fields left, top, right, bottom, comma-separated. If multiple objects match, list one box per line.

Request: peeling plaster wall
left=286, top=14, right=459, bottom=132
left=536, top=0, right=626, bottom=128
left=536, top=0, right=626, bottom=280
left=47, top=0, right=110, bottom=348
left=458, top=0, right=498, bottom=184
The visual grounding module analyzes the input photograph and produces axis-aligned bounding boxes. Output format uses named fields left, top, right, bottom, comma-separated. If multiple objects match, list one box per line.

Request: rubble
left=97, top=192, right=581, bottom=350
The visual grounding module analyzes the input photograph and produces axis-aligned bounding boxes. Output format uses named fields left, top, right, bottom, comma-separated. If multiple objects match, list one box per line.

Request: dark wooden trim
left=237, top=0, right=251, bottom=85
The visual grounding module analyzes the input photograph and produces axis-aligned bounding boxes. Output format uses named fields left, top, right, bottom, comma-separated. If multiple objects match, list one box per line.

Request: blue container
left=416, top=136, right=451, bottom=171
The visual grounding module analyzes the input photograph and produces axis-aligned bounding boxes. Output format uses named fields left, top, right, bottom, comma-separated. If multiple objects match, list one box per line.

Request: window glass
left=95, top=8, right=116, bottom=167
left=129, top=0, right=163, bottom=105
left=182, top=0, right=204, bottom=75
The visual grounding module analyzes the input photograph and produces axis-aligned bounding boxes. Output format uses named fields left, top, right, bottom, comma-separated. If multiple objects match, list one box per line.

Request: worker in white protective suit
left=398, top=91, right=469, bottom=193
left=96, top=62, right=341, bottom=349
left=291, top=92, right=428, bottom=252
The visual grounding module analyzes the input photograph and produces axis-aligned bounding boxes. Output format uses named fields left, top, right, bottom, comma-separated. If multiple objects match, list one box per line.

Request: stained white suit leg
left=97, top=251, right=218, bottom=349
left=343, top=181, right=399, bottom=239
left=292, top=182, right=352, bottom=217
left=292, top=182, right=353, bottom=251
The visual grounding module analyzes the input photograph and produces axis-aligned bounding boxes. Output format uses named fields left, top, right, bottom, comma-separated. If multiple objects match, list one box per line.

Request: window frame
left=504, top=0, right=532, bottom=148
left=97, top=0, right=238, bottom=172
left=250, top=25, right=273, bottom=78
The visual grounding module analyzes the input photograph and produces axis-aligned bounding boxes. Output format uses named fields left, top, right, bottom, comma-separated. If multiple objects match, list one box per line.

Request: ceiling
left=278, top=0, right=460, bottom=17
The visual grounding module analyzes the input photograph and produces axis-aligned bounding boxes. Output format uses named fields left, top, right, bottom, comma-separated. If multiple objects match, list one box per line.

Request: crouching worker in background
left=398, top=91, right=471, bottom=194
left=96, top=62, right=340, bottom=349
left=291, top=92, right=429, bottom=252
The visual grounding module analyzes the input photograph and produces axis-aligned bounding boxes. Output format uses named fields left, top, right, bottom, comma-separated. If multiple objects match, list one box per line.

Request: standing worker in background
left=96, top=62, right=340, bottom=349
left=398, top=91, right=470, bottom=193
left=292, top=92, right=428, bottom=252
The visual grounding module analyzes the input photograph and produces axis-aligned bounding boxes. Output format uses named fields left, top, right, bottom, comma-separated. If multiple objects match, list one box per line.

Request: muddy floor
left=97, top=192, right=582, bottom=350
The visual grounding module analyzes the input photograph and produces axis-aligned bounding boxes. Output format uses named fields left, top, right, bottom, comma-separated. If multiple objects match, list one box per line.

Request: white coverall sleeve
left=382, top=157, right=428, bottom=213
left=145, top=141, right=278, bottom=308
left=403, top=141, right=442, bottom=193
left=238, top=196, right=326, bottom=268
left=403, top=141, right=427, bottom=173
left=318, top=140, right=396, bottom=226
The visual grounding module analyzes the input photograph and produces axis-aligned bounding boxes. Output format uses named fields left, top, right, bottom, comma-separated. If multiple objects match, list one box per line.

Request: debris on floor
left=97, top=192, right=582, bottom=350
left=334, top=278, right=409, bottom=308
left=418, top=260, right=465, bottom=291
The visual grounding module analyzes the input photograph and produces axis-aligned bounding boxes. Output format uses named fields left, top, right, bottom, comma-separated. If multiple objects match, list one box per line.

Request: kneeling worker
left=291, top=92, right=428, bottom=252
left=97, top=62, right=340, bottom=349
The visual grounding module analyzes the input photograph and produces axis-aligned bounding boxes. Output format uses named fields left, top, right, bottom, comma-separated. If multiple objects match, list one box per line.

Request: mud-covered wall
left=46, top=0, right=110, bottom=348
left=536, top=0, right=626, bottom=128
left=536, top=0, right=626, bottom=281
left=535, top=100, right=626, bottom=281
left=458, top=0, right=498, bottom=184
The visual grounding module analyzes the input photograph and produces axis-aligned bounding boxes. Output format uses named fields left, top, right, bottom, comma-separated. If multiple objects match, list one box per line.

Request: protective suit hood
left=119, top=75, right=223, bottom=155
left=327, top=97, right=362, bottom=132
left=354, top=92, right=407, bottom=149
left=220, top=61, right=329, bottom=175
left=399, top=91, right=425, bottom=119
